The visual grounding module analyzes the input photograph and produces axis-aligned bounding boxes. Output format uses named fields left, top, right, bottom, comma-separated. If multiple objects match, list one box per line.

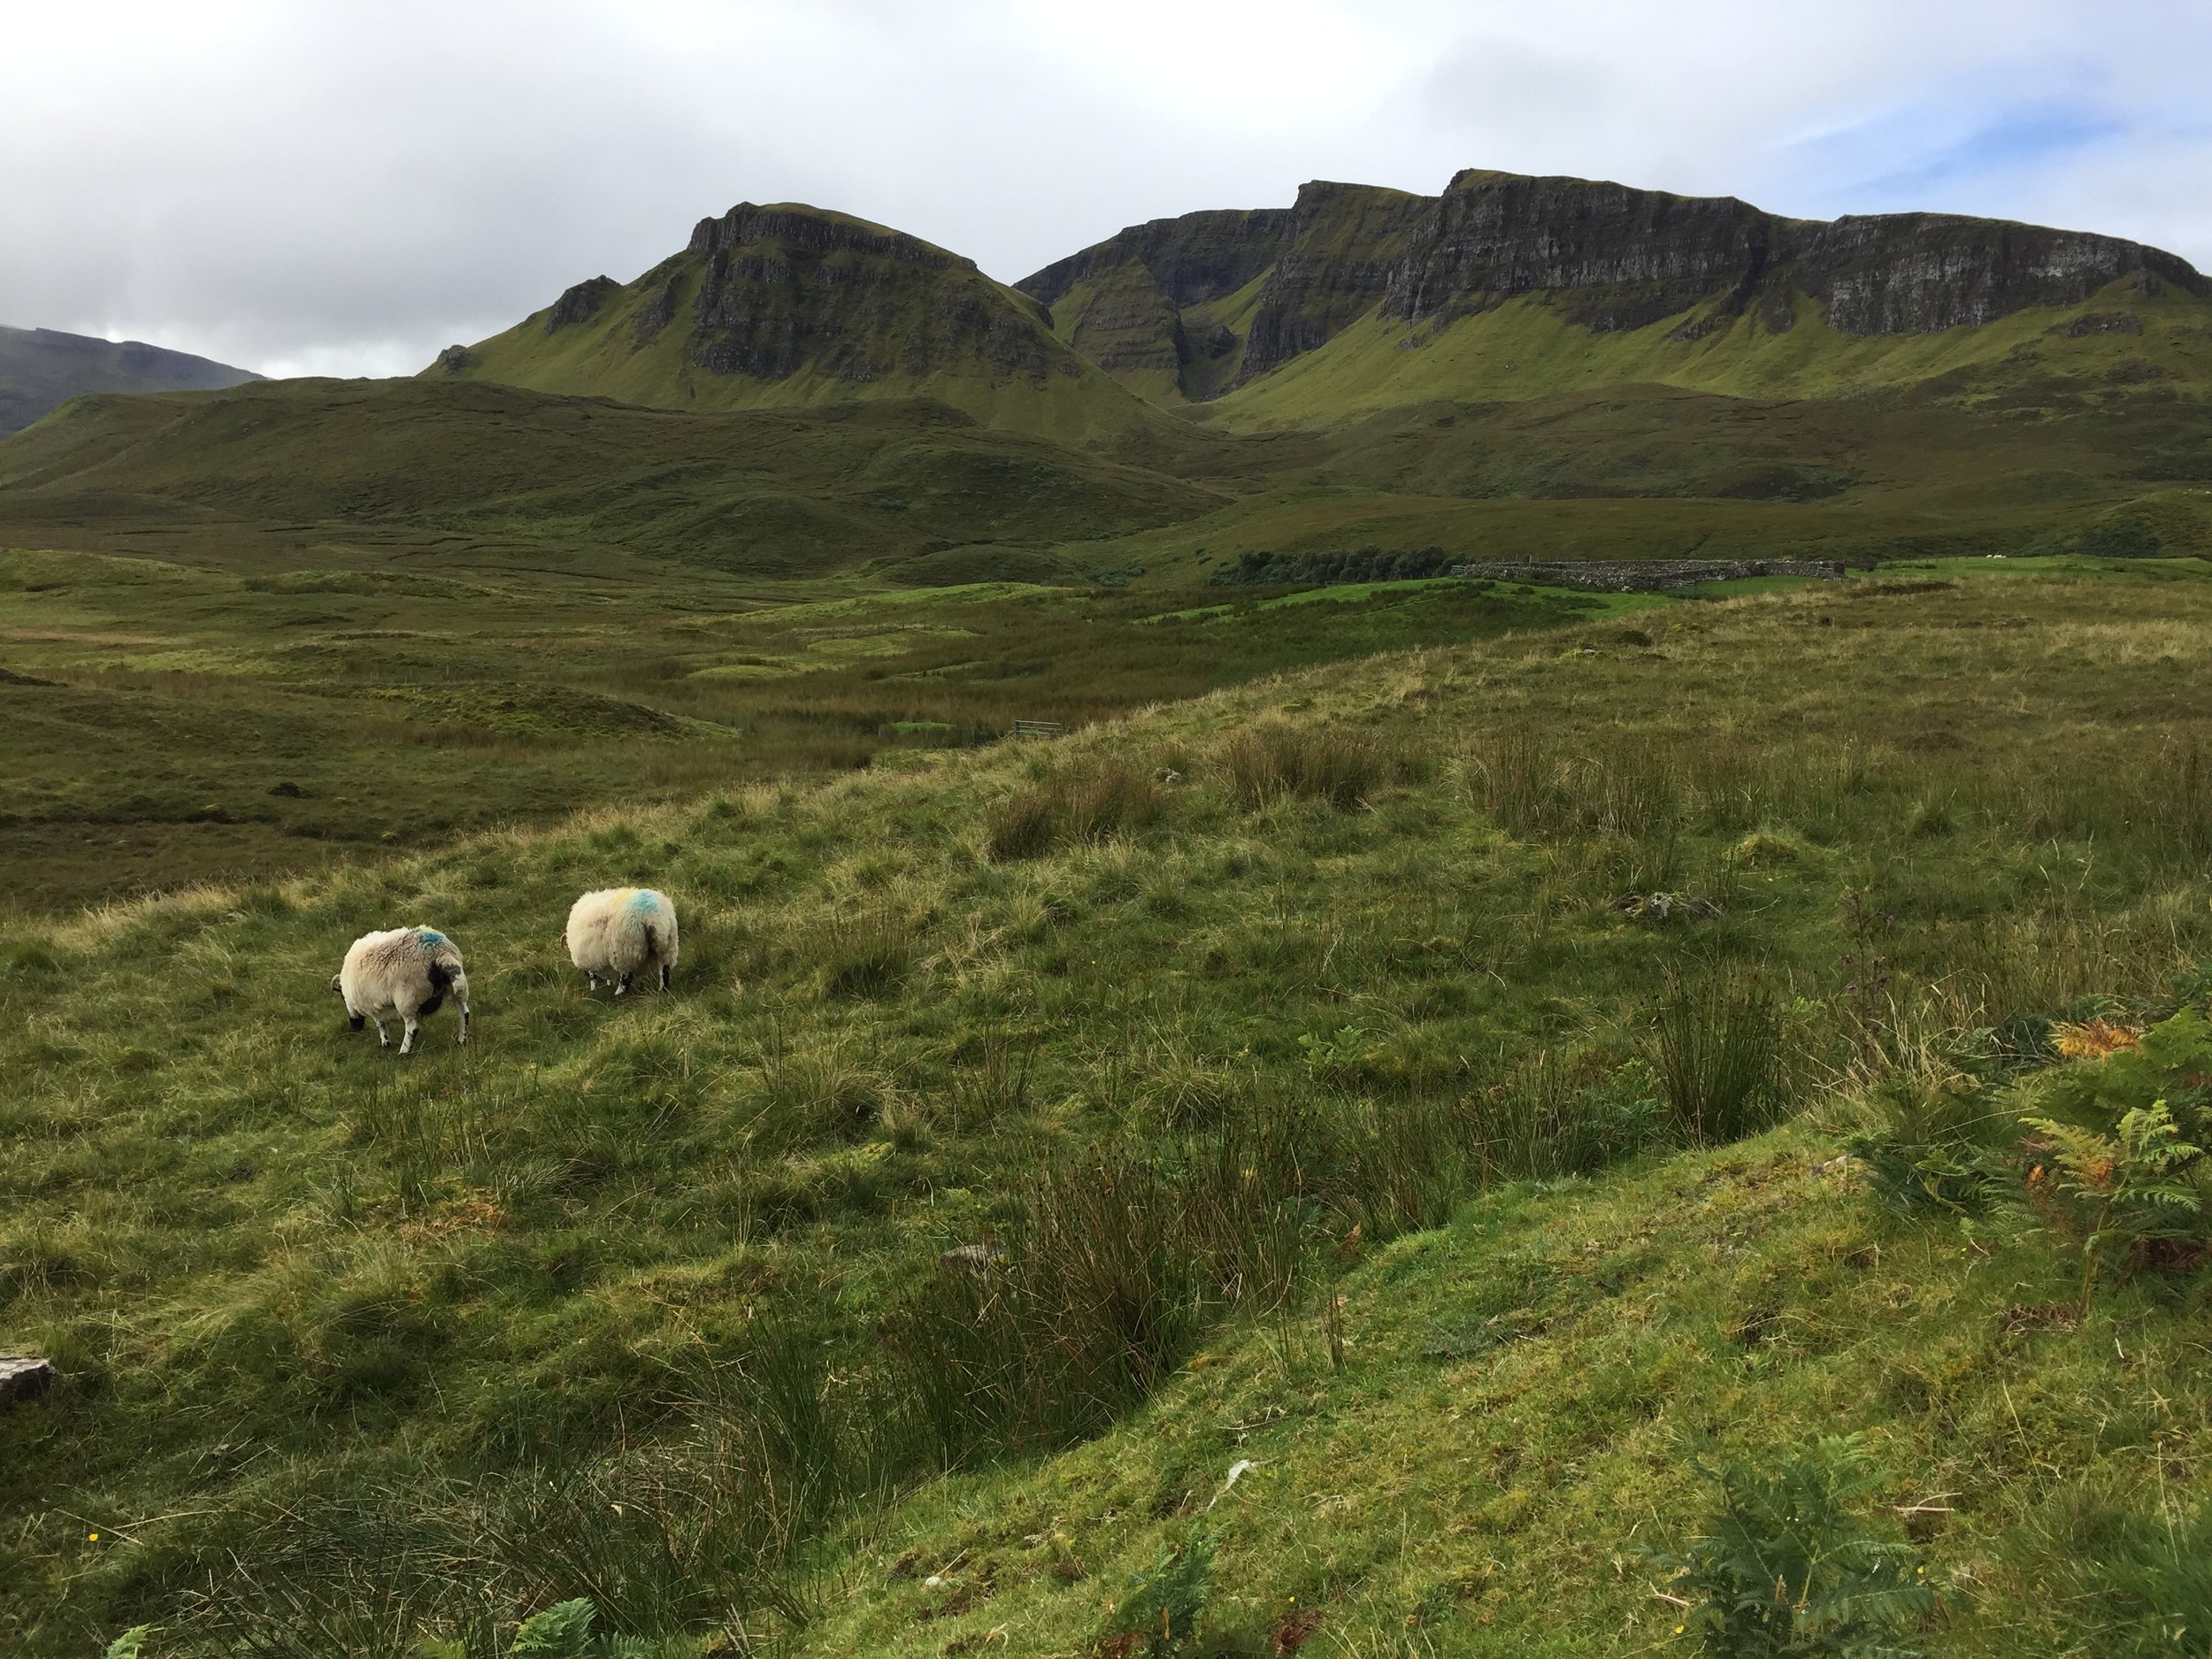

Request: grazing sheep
left=565, top=887, right=680, bottom=995
left=331, top=926, right=471, bottom=1053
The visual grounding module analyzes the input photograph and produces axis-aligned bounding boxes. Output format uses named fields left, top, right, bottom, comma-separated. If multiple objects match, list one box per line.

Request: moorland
left=5, top=165, right=2212, bottom=1658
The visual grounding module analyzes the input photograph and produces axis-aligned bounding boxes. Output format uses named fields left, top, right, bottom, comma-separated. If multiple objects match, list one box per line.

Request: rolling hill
left=0, top=324, right=258, bottom=436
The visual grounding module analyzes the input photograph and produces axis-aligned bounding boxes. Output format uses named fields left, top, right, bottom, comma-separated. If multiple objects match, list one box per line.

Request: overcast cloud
left=4, top=0, right=2208, bottom=378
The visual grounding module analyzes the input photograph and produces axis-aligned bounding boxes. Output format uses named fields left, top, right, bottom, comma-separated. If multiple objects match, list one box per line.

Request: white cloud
left=1, top=0, right=2205, bottom=377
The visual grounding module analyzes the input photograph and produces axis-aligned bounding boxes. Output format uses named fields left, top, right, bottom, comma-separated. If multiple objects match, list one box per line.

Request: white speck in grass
left=1210, top=1457, right=1259, bottom=1509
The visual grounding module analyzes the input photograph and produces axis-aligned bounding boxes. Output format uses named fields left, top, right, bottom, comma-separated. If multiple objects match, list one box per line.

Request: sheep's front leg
left=456, top=1002, right=470, bottom=1046
left=616, top=972, right=632, bottom=996
left=371, top=1016, right=389, bottom=1048
left=399, top=1017, right=419, bottom=1055
left=658, top=963, right=671, bottom=992
left=585, top=971, right=599, bottom=991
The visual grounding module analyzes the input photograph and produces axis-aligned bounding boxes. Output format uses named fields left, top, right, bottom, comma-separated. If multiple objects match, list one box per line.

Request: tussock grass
left=1217, top=718, right=1382, bottom=811
left=986, top=760, right=1164, bottom=861
left=10, top=571, right=2212, bottom=1654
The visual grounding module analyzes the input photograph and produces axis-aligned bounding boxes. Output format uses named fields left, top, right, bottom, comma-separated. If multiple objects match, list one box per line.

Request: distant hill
left=432, top=172, right=2212, bottom=441
left=423, top=202, right=1164, bottom=446
left=0, top=324, right=258, bottom=434
left=1018, top=170, right=2212, bottom=422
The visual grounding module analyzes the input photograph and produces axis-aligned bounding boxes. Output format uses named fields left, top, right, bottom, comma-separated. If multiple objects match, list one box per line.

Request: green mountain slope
left=425, top=203, right=1166, bottom=446
left=0, top=324, right=258, bottom=436
left=0, top=378, right=1224, bottom=577
left=1018, top=169, right=2212, bottom=422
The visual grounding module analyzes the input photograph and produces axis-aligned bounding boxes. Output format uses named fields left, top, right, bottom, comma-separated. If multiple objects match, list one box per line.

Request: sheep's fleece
left=332, top=926, right=470, bottom=1052
left=565, top=887, right=680, bottom=993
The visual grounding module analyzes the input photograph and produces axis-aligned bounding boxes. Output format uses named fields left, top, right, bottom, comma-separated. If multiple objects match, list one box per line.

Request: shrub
left=1219, top=719, right=1380, bottom=811
left=1641, top=1435, right=1935, bottom=1656
left=1652, top=965, right=1785, bottom=1145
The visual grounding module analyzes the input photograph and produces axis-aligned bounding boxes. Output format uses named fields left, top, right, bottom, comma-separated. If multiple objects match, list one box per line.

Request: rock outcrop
left=679, top=203, right=1063, bottom=386
left=1018, top=166, right=2210, bottom=402
left=1018, top=208, right=1291, bottom=311
left=424, top=200, right=1140, bottom=438
left=545, top=275, right=618, bottom=334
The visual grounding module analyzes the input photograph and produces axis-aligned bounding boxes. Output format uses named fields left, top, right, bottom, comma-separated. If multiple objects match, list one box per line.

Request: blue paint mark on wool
left=415, top=928, right=448, bottom=947
left=626, top=890, right=662, bottom=916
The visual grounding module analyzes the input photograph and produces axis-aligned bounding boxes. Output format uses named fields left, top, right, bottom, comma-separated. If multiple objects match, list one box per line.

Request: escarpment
left=427, top=168, right=2210, bottom=426
left=1018, top=166, right=2210, bottom=403
left=421, top=198, right=1148, bottom=438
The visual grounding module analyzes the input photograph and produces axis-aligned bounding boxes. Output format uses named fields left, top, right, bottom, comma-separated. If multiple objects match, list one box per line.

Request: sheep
left=565, top=887, right=680, bottom=995
left=330, top=926, right=471, bottom=1053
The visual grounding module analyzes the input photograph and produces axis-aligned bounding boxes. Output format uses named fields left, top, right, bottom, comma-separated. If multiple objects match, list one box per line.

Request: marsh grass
left=1218, top=719, right=1382, bottom=811
left=986, top=760, right=1164, bottom=861
left=1651, top=964, right=1785, bottom=1145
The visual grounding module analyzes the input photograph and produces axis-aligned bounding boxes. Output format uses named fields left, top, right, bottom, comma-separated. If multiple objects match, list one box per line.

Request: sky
left=4, top=0, right=2209, bottom=379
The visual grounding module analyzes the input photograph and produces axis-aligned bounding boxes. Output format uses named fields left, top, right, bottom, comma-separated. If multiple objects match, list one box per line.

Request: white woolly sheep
left=330, top=926, right=471, bottom=1053
left=565, top=887, right=680, bottom=995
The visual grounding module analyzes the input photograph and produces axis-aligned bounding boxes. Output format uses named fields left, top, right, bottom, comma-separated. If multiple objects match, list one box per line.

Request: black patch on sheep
left=419, top=958, right=454, bottom=1018
left=349, top=1015, right=365, bottom=1032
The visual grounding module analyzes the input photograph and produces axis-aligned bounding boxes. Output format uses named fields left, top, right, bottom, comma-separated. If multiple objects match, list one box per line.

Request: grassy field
left=0, top=540, right=1603, bottom=913
left=10, top=564, right=2212, bottom=1655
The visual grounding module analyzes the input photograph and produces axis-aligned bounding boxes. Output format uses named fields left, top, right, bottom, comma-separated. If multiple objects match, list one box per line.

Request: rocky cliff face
left=1380, top=169, right=2204, bottom=338
left=675, top=203, right=1069, bottom=385
left=1018, top=208, right=1290, bottom=311
left=1019, top=167, right=2210, bottom=402
left=428, top=201, right=1144, bottom=440
left=1239, top=182, right=1432, bottom=380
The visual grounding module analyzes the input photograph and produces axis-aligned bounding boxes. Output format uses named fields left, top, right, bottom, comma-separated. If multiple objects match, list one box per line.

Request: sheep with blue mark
left=565, top=887, right=680, bottom=995
left=331, top=926, right=471, bottom=1053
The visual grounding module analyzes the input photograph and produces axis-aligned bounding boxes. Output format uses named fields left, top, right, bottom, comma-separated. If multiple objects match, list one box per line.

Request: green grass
left=0, top=541, right=1600, bottom=913
left=11, top=571, right=2212, bottom=1654
left=1203, top=279, right=2212, bottom=428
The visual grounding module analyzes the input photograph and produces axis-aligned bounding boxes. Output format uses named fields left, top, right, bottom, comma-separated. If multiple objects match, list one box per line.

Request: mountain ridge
left=0, top=324, right=260, bottom=436
left=1019, top=169, right=2209, bottom=410
left=427, top=168, right=2212, bottom=433
left=427, top=200, right=1161, bottom=446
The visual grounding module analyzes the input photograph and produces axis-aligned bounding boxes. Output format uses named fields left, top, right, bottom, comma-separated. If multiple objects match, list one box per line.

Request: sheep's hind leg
left=616, top=972, right=632, bottom=996
left=371, top=1017, right=389, bottom=1048
left=456, top=1001, right=470, bottom=1046
left=659, top=962, right=671, bottom=992
left=400, top=1017, right=419, bottom=1055
left=585, top=972, right=599, bottom=992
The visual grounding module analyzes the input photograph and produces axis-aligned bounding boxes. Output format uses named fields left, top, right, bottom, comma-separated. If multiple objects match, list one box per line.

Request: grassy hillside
left=428, top=204, right=1164, bottom=448
left=10, top=565, right=2212, bottom=1655
left=1205, top=281, right=2212, bottom=431
left=0, top=380, right=1224, bottom=576
left=0, top=539, right=1599, bottom=913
